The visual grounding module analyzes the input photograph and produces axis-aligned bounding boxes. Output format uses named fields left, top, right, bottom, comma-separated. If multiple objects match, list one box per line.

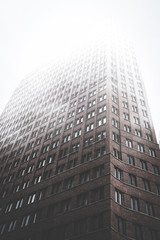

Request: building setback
left=0, top=34, right=160, bottom=240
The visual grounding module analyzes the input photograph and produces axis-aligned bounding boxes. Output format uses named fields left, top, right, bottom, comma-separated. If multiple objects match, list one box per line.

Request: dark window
left=77, top=192, right=88, bottom=207
left=92, top=186, right=104, bottom=202
left=133, top=223, right=143, bottom=240
left=115, top=215, right=126, bottom=235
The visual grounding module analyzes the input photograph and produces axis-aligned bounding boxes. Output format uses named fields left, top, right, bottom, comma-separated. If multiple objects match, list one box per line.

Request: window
left=129, top=78, right=134, bottom=85
left=37, top=159, right=46, bottom=168
left=145, top=202, right=154, bottom=216
left=130, top=87, right=135, bottom=93
left=138, top=90, right=143, bottom=96
left=63, top=134, right=71, bottom=143
left=146, top=133, right=152, bottom=141
left=45, top=132, right=53, bottom=141
left=122, top=101, right=128, bottom=108
left=55, top=164, right=65, bottom=175
left=8, top=220, right=17, bottom=232
left=99, top=94, right=106, bottom=102
left=5, top=202, right=13, bottom=213
left=152, top=164, right=159, bottom=175
left=115, top=215, right=126, bottom=235
left=112, top=106, right=119, bottom=115
left=122, top=91, right=127, bottom=98
left=149, top=148, right=156, bottom=157
left=138, top=143, right=145, bottom=152
left=52, top=140, right=59, bottom=149
left=99, top=84, right=106, bottom=92
left=26, top=164, right=34, bottom=174
left=45, top=204, right=57, bottom=218
left=41, top=144, right=50, bottom=154
left=148, top=229, right=158, bottom=240
left=87, top=110, right=95, bottom=119
left=38, top=188, right=46, bottom=200
left=49, top=120, right=56, bottom=129
left=15, top=198, right=23, bottom=209
left=90, top=213, right=104, bottom=231
left=155, top=183, right=160, bottom=195
left=18, top=168, right=25, bottom=177
left=133, top=223, right=143, bottom=240
left=67, top=158, right=78, bottom=169
left=81, top=152, right=92, bottom=163
left=93, top=165, right=104, bottom=178
left=113, top=148, right=121, bottom=160
left=127, top=155, right=135, bottom=166
left=75, top=116, right=83, bottom=125
left=43, top=169, right=52, bottom=180
left=112, top=132, right=120, bottom=143
left=22, top=135, right=28, bottom=143
left=79, top=95, right=86, bottom=103
left=55, top=127, right=62, bottom=135
left=77, top=105, right=84, bottom=113
left=142, top=109, right=148, bottom=117
left=112, top=118, right=119, bottom=128
left=134, top=117, right=140, bottom=125
left=65, top=121, right=73, bottom=130
left=79, top=171, right=90, bottom=184
left=144, top=121, right=150, bottom=129
left=70, top=100, right=77, bottom=108
left=77, top=192, right=88, bottom=207
left=60, top=106, right=66, bottom=113
left=33, top=175, right=41, bottom=184
left=131, top=197, right=139, bottom=211
left=140, top=99, right=145, bottom=106
left=88, top=99, right=96, bottom=108
left=123, top=112, right=129, bottom=120
left=73, top=129, right=81, bottom=138
left=27, top=141, right=34, bottom=150
left=74, top=219, right=87, bottom=235
left=95, top=147, right=106, bottom=157
left=21, top=215, right=30, bottom=228
left=27, top=193, right=36, bottom=204
left=115, top=189, right=123, bottom=204
left=47, top=154, right=56, bottom=164
left=64, top=177, right=74, bottom=190
left=21, top=180, right=30, bottom=189
left=142, top=179, right=151, bottom=191
left=89, top=89, right=96, bottom=97
left=140, top=159, right=147, bottom=170
left=0, top=224, right=5, bottom=235
left=71, top=142, right=80, bottom=153
left=98, top=105, right=106, bottom=113
left=137, top=82, right=142, bottom=88
left=97, top=117, right=106, bottom=126
left=86, top=123, right=94, bottom=132
left=121, top=83, right=126, bottom=89
left=39, top=126, right=46, bottom=134
left=112, top=95, right=118, bottom=104
left=132, top=105, right=138, bottom=113
left=114, top=167, right=122, bottom=180
left=57, top=116, right=65, bottom=124
left=52, top=182, right=61, bottom=194
left=126, top=139, right=133, bottom=148
left=135, top=129, right=142, bottom=137
left=31, top=150, right=38, bottom=159
left=68, top=110, right=75, bottom=118
left=129, top=174, right=137, bottom=186
left=83, top=136, right=93, bottom=147
left=92, top=186, right=104, bottom=202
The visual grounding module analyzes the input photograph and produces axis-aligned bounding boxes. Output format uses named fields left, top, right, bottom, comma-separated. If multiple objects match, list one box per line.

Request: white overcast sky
left=0, top=0, right=160, bottom=139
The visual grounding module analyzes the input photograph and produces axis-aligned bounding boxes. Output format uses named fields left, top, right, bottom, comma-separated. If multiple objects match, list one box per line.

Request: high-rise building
left=0, top=33, right=160, bottom=240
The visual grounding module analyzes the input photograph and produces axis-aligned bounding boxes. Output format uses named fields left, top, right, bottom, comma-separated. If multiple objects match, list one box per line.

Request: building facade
left=0, top=35, right=160, bottom=240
